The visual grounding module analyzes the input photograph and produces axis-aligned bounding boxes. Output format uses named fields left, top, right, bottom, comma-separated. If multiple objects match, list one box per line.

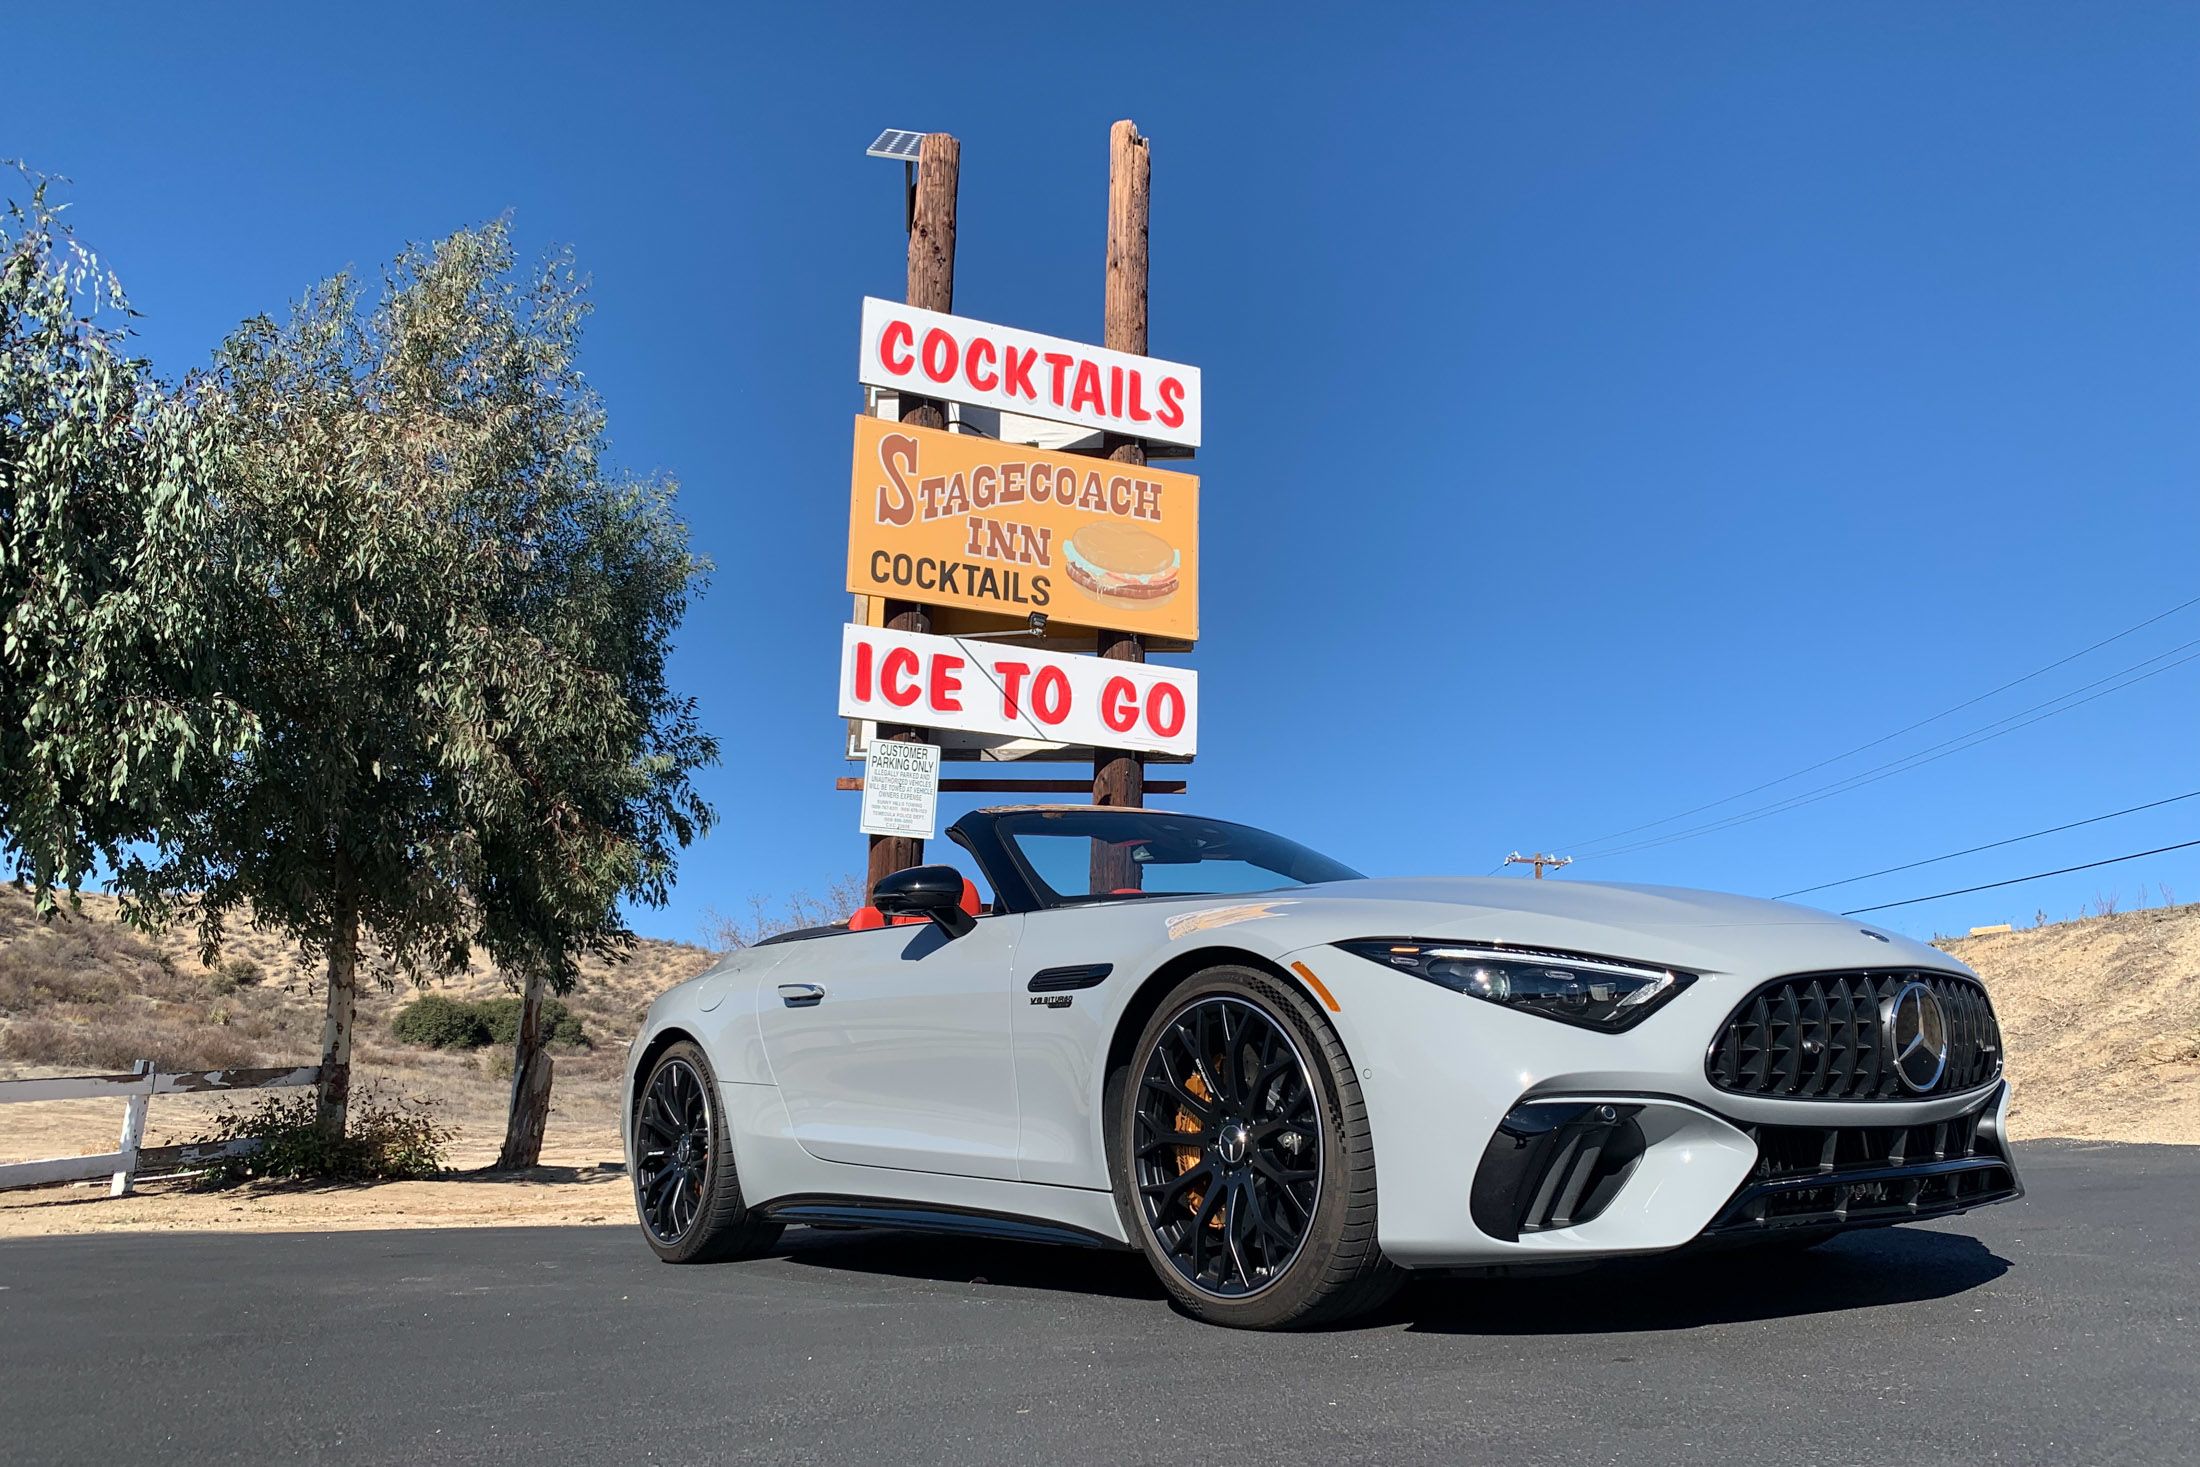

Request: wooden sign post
left=1092, top=121, right=1151, bottom=893
left=851, top=121, right=1197, bottom=894
left=868, top=131, right=959, bottom=899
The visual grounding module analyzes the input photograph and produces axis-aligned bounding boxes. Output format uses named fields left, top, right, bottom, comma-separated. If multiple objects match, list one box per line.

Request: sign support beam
left=869, top=130, right=959, bottom=899
left=1093, top=119, right=1150, bottom=893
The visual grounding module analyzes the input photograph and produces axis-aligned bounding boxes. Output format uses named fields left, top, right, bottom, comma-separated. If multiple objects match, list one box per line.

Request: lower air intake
left=1702, top=1085, right=2022, bottom=1236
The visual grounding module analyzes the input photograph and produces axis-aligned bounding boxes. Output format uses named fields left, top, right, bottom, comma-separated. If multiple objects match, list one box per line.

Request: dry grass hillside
left=4, top=888, right=2197, bottom=1176
left=0, top=886, right=716, bottom=1168
left=1942, top=902, right=2200, bottom=1144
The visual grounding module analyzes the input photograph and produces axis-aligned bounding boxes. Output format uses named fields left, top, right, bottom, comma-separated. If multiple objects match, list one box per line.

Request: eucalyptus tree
left=149, top=221, right=716, bottom=1140
left=0, top=171, right=245, bottom=903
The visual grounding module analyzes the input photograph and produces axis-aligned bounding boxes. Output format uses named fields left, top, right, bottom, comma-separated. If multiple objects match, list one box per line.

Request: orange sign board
left=845, top=415, right=1199, bottom=643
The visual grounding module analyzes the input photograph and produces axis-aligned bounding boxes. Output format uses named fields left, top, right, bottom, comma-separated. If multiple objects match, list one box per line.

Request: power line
left=1840, top=838, right=2200, bottom=916
left=1570, top=638, right=2200, bottom=863
left=1775, top=789, right=2200, bottom=900
left=1562, top=591, right=2200, bottom=853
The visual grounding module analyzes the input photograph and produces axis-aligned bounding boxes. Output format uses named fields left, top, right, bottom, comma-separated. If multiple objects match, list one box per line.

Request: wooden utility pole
left=867, top=131, right=959, bottom=898
left=1505, top=852, right=1573, bottom=880
left=1091, top=120, right=1151, bottom=894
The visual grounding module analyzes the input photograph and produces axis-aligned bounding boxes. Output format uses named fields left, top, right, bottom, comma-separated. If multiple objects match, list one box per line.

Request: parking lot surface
left=3, top=1140, right=2194, bottom=1465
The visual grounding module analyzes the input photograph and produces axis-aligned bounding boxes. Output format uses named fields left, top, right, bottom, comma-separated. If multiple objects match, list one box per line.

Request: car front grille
left=1703, top=1089, right=2021, bottom=1235
left=1706, top=969, right=2002, bottom=1100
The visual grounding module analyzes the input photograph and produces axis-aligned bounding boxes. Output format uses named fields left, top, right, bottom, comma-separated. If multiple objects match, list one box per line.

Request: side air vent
left=1027, top=963, right=1112, bottom=993
left=1470, top=1102, right=1647, bottom=1242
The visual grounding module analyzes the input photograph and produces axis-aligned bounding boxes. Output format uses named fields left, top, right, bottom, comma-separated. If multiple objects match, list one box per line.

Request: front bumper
left=1286, top=942, right=2024, bottom=1268
left=1467, top=1080, right=2021, bottom=1257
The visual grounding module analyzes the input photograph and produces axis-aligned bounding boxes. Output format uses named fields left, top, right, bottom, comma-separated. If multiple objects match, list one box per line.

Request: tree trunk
left=314, top=867, right=360, bottom=1136
left=497, top=966, right=554, bottom=1170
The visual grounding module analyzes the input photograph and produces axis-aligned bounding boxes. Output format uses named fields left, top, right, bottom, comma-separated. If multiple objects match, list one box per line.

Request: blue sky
left=8, top=3, right=2198, bottom=944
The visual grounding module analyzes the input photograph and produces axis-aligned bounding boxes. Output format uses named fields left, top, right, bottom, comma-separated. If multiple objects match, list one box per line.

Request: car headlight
left=1333, top=940, right=1693, bottom=1031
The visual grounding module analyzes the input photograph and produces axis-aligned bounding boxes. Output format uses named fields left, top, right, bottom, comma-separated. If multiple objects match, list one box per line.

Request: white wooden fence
left=0, top=1063, right=319, bottom=1196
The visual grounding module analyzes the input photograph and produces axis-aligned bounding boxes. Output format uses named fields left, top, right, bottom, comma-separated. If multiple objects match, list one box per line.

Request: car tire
left=1114, top=964, right=1400, bottom=1329
left=634, top=1040, right=782, bottom=1264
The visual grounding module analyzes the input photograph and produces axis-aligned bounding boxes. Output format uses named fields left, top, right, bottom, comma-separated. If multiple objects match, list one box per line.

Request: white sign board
left=859, top=740, right=941, bottom=840
left=858, top=298, right=1202, bottom=449
left=838, top=623, right=1198, bottom=758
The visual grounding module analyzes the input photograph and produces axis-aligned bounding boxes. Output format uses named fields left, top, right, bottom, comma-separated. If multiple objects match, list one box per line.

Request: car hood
left=1258, top=876, right=1959, bottom=976
left=1312, top=877, right=1841, bottom=928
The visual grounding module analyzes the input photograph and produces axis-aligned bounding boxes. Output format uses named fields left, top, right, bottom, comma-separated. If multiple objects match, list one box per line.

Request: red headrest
left=851, top=879, right=983, bottom=930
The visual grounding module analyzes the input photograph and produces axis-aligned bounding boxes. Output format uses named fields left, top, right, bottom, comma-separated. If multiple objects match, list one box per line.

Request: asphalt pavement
left=3, top=1140, right=2194, bottom=1466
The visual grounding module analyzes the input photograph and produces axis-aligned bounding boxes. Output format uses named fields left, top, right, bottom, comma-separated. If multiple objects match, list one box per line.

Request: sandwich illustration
left=1063, top=522, right=1181, bottom=603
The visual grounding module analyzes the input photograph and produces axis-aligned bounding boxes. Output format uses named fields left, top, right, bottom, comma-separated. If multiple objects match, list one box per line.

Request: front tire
left=1115, top=965, right=1399, bottom=1329
left=633, top=1040, right=782, bottom=1264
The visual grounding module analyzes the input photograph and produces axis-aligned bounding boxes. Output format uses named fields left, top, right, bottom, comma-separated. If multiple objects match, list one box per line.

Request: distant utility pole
left=1506, top=851, right=1572, bottom=880
left=867, top=130, right=959, bottom=899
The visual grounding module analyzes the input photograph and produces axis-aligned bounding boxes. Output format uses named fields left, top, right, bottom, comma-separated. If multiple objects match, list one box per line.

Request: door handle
left=777, top=983, right=826, bottom=1008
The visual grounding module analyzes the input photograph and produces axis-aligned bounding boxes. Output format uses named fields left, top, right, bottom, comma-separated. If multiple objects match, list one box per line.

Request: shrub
left=221, top=956, right=266, bottom=988
left=475, top=995, right=588, bottom=1049
left=389, top=993, right=491, bottom=1049
left=192, top=1089, right=453, bottom=1182
left=388, top=993, right=588, bottom=1051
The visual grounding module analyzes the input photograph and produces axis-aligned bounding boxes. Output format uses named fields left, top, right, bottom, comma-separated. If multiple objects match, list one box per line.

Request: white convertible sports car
left=624, top=806, right=2020, bottom=1328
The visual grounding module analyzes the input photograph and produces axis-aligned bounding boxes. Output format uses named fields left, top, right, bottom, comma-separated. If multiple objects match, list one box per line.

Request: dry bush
left=701, top=873, right=866, bottom=950
left=0, top=935, right=148, bottom=1009
left=0, top=1010, right=264, bottom=1072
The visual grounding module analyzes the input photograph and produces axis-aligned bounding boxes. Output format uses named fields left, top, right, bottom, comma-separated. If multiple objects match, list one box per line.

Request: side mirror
left=872, top=865, right=977, bottom=939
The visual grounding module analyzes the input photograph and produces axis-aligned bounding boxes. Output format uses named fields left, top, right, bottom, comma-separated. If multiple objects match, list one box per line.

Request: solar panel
left=866, top=129, right=926, bottom=161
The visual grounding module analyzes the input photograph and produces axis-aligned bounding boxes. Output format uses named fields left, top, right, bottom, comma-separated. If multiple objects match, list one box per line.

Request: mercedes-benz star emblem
left=1883, top=981, right=1950, bottom=1093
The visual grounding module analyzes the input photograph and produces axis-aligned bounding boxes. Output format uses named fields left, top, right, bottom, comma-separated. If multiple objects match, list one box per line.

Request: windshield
left=992, top=809, right=1362, bottom=906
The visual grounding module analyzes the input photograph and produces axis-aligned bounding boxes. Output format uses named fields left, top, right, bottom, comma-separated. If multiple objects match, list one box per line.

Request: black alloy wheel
left=636, top=1055, right=713, bottom=1245
left=633, top=1040, right=781, bottom=1264
left=1116, top=966, right=1399, bottom=1329
left=1133, top=996, right=1322, bottom=1297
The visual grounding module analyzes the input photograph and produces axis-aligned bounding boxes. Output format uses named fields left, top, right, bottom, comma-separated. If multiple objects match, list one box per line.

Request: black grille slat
left=1707, top=969, right=2003, bottom=1100
left=1857, top=974, right=1886, bottom=1096
left=1947, top=977, right=1970, bottom=1090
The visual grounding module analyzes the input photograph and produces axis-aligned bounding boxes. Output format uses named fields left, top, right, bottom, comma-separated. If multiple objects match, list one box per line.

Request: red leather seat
left=855, top=877, right=985, bottom=929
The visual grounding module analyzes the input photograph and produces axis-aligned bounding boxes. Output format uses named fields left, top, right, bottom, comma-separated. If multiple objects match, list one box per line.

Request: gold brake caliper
left=1175, top=1069, right=1225, bottom=1228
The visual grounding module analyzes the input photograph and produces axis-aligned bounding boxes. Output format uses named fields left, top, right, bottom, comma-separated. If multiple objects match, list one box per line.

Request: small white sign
left=838, top=623, right=1198, bottom=758
left=858, top=298, right=1202, bottom=449
left=860, top=740, right=941, bottom=840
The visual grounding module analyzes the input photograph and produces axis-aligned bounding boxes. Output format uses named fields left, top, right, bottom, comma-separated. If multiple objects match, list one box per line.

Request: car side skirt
left=757, top=1195, right=1134, bottom=1250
